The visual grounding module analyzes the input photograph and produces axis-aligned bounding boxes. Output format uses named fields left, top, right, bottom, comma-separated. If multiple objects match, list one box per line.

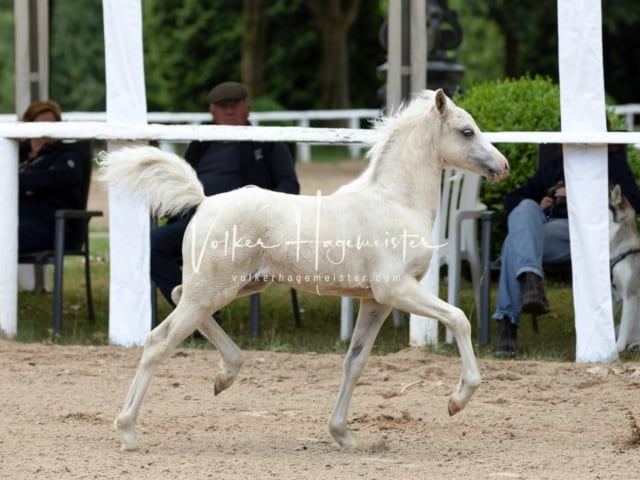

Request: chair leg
left=53, top=218, right=66, bottom=334
left=84, top=251, right=95, bottom=322
left=478, top=212, right=494, bottom=345
left=250, top=293, right=260, bottom=336
left=34, top=264, right=47, bottom=292
left=392, top=309, right=403, bottom=328
left=249, top=291, right=300, bottom=336
left=290, top=288, right=301, bottom=328
left=150, top=282, right=158, bottom=329
left=531, top=314, right=539, bottom=332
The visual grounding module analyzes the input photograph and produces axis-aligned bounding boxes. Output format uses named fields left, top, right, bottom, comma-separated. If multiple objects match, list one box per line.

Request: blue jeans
left=492, top=199, right=571, bottom=325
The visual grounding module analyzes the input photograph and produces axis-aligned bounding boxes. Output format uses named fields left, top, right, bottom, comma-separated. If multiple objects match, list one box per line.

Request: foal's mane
left=339, top=90, right=437, bottom=192
left=367, top=90, right=436, bottom=162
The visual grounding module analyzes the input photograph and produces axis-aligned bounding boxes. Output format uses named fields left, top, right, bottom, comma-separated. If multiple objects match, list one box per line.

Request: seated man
left=151, top=81, right=300, bottom=313
left=18, top=100, right=85, bottom=254
left=493, top=142, right=640, bottom=357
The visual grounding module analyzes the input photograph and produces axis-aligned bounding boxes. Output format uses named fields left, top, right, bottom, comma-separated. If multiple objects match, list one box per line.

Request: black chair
left=18, top=140, right=103, bottom=334
left=478, top=143, right=575, bottom=344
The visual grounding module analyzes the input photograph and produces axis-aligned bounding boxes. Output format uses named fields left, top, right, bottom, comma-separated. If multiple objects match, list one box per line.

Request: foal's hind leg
left=374, top=277, right=481, bottom=416
left=114, top=303, right=208, bottom=451
left=197, top=313, right=245, bottom=394
left=328, top=298, right=391, bottom=448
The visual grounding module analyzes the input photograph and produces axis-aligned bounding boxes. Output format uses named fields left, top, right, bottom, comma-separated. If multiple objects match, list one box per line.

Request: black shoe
left=190, top=330, right=205, bottom=341
left=520, top=272, right=550, bottom=315
left=494, top=316, right=518, bottom=357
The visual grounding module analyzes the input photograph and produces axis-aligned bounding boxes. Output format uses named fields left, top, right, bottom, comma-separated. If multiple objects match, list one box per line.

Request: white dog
left=609, top=184, right=640, bottom=352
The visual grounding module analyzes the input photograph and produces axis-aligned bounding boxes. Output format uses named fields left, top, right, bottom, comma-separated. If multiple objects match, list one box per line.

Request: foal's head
left=423, top=89, right=509, bottom=181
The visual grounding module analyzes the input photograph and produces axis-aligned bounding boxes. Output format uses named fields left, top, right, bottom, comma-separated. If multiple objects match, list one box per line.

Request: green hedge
left=453, top=75, right=640, bottom=252
left=453, top=75, right=561, bottom=212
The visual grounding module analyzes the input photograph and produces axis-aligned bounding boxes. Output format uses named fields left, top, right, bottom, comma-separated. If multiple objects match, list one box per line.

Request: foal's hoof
left=114, top=418, right=138, bottom=452
left=448, top=398, right=461, bottom=416
left=334, top=433, right=357, bottom=449
left=117, top=429, right=139, bottom=452
left=329, top=425, right=357, bottom=449
left=214, top=376, right=233, bottom=395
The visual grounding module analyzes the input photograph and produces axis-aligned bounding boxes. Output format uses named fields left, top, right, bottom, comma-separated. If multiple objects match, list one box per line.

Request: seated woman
left=18, top=100, right=84, bottom=254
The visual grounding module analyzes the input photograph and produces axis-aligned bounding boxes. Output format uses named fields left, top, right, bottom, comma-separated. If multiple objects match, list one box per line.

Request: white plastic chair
left=438, top=168, right=486, bottom=342
left=340, top=167, right=486, bottom=342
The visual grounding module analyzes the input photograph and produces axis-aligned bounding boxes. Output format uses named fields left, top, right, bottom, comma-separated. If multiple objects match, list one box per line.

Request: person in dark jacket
left=19, top=100, right=84, bottom=253
left=150, top=81, right=300, bottom=308
left=493, top=143, right=640, bottom=357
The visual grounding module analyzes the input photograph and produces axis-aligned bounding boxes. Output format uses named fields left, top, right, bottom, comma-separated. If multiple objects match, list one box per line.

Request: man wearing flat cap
left=150, top=81, right=300, bottom=314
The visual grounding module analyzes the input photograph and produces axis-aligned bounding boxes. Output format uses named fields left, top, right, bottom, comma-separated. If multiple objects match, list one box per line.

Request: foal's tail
left=99, top=146, right=205, bottom=218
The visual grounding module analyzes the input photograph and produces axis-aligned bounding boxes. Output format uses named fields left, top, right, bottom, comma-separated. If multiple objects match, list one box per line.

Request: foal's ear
left=434, top=88, right=447, bottom=115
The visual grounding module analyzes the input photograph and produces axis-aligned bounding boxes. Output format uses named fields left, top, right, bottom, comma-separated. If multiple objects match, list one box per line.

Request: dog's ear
left=611, top=184, right=623, bottom=206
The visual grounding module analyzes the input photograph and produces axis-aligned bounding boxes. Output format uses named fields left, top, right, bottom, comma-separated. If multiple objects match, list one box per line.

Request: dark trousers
left=19, top=202, right=56, bottom=254
left=150, top=216, right=191, bottom=306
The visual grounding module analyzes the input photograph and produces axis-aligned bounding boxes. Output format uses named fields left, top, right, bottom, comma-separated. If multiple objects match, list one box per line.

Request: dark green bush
left=453, top=75, right=640, bottom=253
left=453, top=75, right=561, bottom=212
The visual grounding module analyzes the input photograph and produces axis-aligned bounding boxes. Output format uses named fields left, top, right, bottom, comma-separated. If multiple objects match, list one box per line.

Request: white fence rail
left=0, top=109, right=382, bottom=162
left=2, top=119, right=640, bottom=342
left=1, top=103, right=637, bottom=161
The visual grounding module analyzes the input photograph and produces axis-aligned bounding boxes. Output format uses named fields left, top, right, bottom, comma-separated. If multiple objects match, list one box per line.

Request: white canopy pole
left=409, top=0, right=426, bottom=93
left=103, top=0, right=151, bottom=346
left=558, top=0, right=617, bottom=362
left=385, top=0, right=402, bottom=113
left=14, top=0, right=49, bottom=114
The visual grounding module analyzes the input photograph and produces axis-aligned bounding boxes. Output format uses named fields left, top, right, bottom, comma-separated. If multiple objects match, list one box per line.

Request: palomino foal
left=101, top=89, right=509, bottom=451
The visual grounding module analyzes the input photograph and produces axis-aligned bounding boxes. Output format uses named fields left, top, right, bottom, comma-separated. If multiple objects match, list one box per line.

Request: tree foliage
left=0, top=0, right=14, bottom=112
left=306, top=0, right=361, bottom=110
left=49, top=0, right=105, bottom=112
left=141, top=0, right=385, bottom=112
left=458, top=0, right=640, bottom=103
left=1, top=0, right=639, bottom=113
left=241, top=0, right=269, bottom=99
left=143, top=0, right=243, bottom=112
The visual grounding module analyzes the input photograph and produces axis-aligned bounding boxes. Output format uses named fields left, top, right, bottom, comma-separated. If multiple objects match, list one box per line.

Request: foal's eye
left=461, top=128, right=474, bottom=137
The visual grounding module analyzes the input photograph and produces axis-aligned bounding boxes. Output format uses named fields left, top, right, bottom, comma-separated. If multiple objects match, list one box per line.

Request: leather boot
left=520, top=272, right=550, bottom=315
left=494, top=316, right=518, bottom=357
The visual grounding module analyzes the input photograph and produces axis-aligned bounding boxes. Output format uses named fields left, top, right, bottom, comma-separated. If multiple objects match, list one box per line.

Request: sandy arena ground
left=2, top=339, right=640, bottom=479
left=4, top=159, right=640, bottom=479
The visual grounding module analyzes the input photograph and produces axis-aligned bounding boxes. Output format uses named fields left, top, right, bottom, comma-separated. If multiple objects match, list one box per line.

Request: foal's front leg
left=375, top=277, right=481, bottom=415
left=328, top=298, right=391, bottom=448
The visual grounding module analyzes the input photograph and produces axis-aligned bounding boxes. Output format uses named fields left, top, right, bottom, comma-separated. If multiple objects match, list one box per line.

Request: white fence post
left=103, top=0, right=151, bottom=347
left=0, top=138, right=18, bottom=338
left=297, top=117, right=311, bottom=162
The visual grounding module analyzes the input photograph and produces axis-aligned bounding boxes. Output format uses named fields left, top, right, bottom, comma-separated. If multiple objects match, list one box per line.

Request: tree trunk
left=504, top=31, right=519, bottom=78
left=241, top=0, right=268, bottom=99
left=306, top=0, right=362, bottom=110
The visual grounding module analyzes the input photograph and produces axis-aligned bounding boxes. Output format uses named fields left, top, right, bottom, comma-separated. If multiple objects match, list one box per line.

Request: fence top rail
left=612, top=104, right=640, bottom=114
left=0, top=122, right=639, bottom=145
left=0, top=109, right=383, bottom=124
left=0, top=103, right=636, bottom=124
